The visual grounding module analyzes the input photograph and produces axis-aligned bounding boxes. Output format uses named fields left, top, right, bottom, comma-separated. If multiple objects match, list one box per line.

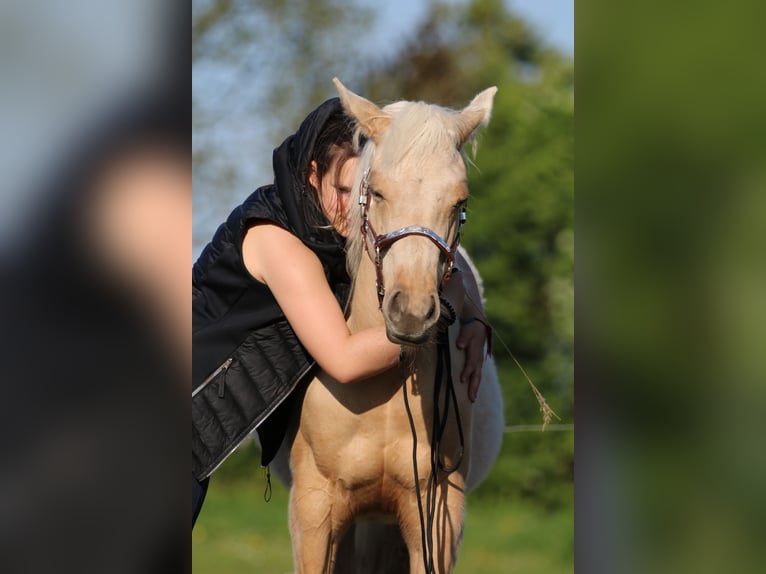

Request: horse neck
left=347, top=251, right=436, bottom=388
left=346, top=253, right=384, bottom=334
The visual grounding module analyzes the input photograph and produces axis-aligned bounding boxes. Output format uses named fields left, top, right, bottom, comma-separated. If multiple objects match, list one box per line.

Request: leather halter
left=358, top=167, right=467, bottom=309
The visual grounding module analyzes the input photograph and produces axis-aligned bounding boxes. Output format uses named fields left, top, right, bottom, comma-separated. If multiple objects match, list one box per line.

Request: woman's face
left=310, top=156, right=359, bottom=238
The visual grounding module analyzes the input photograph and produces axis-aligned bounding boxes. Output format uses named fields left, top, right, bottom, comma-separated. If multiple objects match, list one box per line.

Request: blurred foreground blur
left=0, top=2, right=188, bottom=572
left=578, top=1, right=766, bottom=572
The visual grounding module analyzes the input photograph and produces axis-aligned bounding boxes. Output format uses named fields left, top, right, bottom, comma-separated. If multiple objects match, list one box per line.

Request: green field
left=193, top=435, right=573, bottom=573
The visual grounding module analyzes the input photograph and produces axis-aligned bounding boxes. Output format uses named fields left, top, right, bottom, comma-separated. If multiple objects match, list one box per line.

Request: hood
left=271, top=97, right=350, bottom=289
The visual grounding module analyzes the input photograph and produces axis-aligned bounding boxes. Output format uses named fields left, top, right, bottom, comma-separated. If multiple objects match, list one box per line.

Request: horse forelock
left=378, top=101, right=465, bottom=171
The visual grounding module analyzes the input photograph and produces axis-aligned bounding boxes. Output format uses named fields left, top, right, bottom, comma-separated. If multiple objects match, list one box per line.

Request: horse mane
left=345, top=99, right=479, bottom=283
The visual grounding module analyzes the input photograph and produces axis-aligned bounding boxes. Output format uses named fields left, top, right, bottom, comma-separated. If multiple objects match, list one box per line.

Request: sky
left=501, top=0, right=573, bottom=55
left=367, top=0, right=573, bottom=58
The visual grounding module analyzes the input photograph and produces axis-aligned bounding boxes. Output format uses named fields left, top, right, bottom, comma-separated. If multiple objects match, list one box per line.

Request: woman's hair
left=303, top=109, right=358, bottom=232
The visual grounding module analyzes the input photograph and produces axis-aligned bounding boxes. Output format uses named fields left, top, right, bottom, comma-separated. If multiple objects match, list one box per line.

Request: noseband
left=358, top=167, right=466, bottom=309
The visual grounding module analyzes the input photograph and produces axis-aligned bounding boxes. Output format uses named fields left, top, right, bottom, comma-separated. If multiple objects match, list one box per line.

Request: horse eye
left=371, top=189, right=385, bottom=201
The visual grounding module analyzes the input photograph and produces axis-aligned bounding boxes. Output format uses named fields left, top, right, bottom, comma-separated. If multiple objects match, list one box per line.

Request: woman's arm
left=243, top=223, right=400, bottom=384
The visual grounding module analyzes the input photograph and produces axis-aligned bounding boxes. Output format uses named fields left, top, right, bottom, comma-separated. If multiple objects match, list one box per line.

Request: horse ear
left=456, top=86, right=498, bottom=145
left=333, top=77, right=390, bottom=143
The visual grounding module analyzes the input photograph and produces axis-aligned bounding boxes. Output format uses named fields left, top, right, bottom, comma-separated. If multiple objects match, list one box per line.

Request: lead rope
left=400, top=348, right=429, bottom=573
left=401, top=329, right=465, bottom=574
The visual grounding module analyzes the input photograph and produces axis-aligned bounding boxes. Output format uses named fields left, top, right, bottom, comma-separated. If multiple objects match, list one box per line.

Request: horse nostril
left=388, top=290, right=403, bottom=316
left=425, top=298, right=436, bottom=321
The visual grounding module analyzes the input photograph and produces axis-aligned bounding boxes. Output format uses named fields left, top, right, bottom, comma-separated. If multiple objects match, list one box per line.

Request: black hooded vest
left=192, top=99, right=351, bottom=480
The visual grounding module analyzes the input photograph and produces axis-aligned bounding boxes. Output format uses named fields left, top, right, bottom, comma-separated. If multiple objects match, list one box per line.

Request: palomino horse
left=271, top=80, right=505, bottom=573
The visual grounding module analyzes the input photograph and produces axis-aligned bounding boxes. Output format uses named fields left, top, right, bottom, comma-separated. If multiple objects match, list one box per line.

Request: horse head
left=334, top=78, right=497, bottom=344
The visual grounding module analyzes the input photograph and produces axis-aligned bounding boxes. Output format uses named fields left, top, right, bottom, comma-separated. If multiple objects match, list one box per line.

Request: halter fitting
left=358, top=167, right=466, bottom=309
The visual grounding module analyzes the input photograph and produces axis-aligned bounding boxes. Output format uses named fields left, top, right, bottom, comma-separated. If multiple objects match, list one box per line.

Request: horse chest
left=299, top=370, right=444, bottom=491
left=298, top=373, right=425, bottom=486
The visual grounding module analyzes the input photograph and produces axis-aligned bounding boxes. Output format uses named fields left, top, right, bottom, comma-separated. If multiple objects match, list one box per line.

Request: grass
left=458, top=495, right=573, bottom=573
left=192, top=484, right=293, bottom=573
left=192, top=441, right=573, bottom=573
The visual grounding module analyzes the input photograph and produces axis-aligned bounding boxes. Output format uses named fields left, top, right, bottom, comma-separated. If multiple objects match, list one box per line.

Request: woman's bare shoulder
left=242, top=222, right=318, bottom=284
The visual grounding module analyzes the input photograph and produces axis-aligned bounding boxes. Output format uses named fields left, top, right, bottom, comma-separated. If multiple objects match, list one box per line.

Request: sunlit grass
left=193, top=477, right=294, bottom=573
left=458, top=495, right=573, bottom=573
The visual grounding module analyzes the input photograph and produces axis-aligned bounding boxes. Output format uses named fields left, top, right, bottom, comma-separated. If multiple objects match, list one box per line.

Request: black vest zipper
left=217, top=357, right=234, bottom=398
left=193, top=356, right=234, bottom=398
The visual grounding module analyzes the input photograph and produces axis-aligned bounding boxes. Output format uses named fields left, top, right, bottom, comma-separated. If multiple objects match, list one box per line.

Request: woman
left=192, top=98, right=488, bottom=525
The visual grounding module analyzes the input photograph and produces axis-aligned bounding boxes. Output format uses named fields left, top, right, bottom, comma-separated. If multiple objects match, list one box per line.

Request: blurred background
left=192, top=0, right=573, bottom=572
left=0, top=2, right=188, bottom=572
left=577, top=1, right=766, bottom=573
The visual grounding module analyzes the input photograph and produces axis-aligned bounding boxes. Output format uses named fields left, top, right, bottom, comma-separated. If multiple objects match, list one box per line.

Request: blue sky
left=367, top=0, right=573, bottom=58
left=506, top=0, right=573, bottom=55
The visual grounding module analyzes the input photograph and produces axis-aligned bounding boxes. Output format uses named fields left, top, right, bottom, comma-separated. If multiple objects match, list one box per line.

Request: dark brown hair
left=303, top=109, right=358, bottom=232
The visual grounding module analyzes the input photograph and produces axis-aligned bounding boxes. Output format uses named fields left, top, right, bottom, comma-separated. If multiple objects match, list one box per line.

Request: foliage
left=477, top=429, right=574, bottom=511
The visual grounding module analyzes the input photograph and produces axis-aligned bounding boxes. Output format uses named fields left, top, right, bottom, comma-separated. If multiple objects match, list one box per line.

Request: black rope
left=400, top=329, right=466, bottom=574
left=401, top=347, right=430, bottom=573
left=263, top=466, right=272, bottom=502
left=434, top=330, right=465, bottom=474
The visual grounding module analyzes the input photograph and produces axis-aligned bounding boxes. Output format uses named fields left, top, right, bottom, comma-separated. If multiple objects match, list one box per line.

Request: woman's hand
left=456, top=318, right=487, bottom=402
left=441, top=269, right=487, bottom=402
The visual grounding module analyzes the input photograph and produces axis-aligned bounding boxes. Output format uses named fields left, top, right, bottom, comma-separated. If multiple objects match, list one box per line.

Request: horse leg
left=289, top=475, right=349, bottom=573
left=398, top=476, right=466, bottom=574
left=289, top=439, right=352, bottom=573
left=434, top=477, right=466, bottom=574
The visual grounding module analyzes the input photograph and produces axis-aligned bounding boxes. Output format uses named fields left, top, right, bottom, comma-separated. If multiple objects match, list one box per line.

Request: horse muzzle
left=383, top=289, right=439, bottom=344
